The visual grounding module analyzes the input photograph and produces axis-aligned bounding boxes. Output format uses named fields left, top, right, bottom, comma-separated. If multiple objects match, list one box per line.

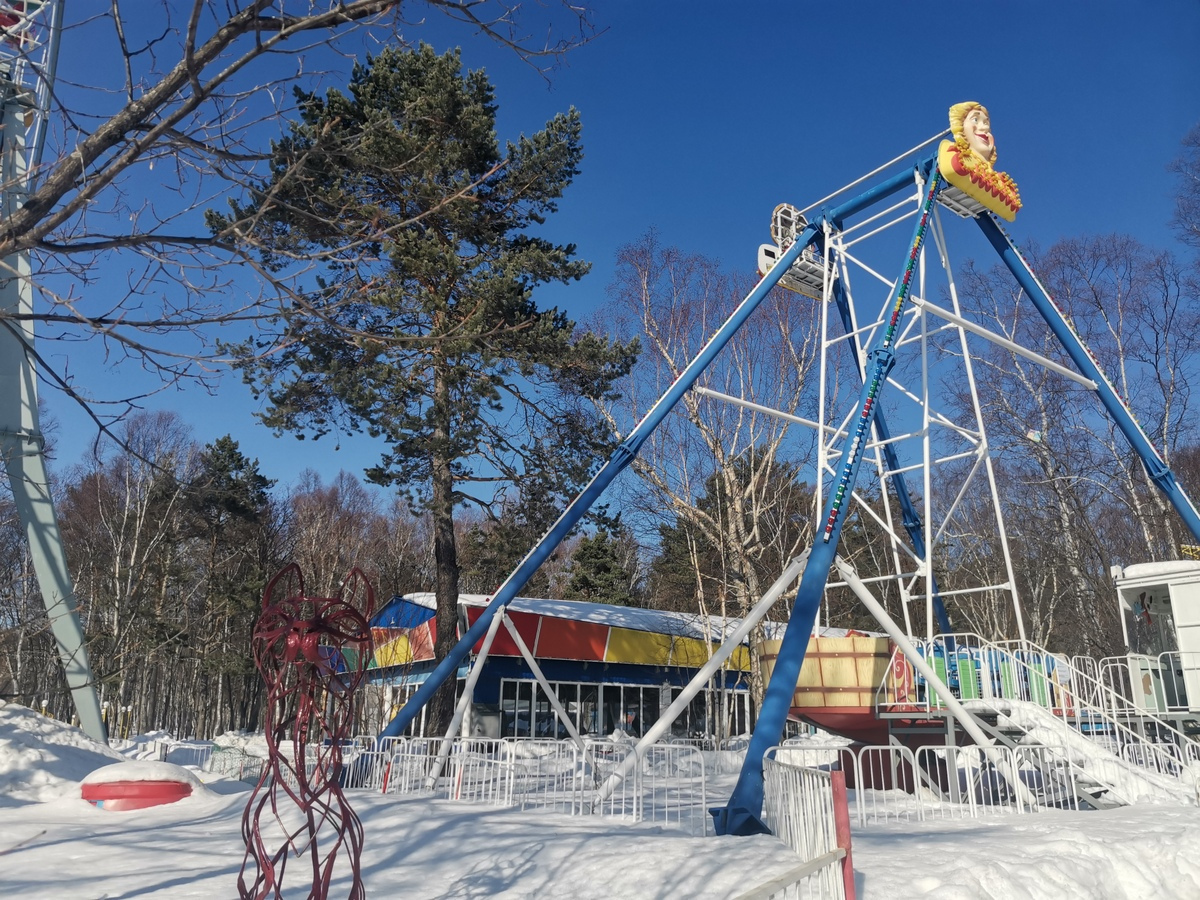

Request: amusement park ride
left=379, top=100, right=1200, bottom=836
left=6, top=2, right=1200, bottom=844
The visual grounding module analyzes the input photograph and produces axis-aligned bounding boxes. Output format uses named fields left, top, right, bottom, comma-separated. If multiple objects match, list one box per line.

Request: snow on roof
left=1118, top=561, right=1200, bottom=581
left=398, top=591, right=747, bottom=641
left=390, top=592, right=880, bottom=641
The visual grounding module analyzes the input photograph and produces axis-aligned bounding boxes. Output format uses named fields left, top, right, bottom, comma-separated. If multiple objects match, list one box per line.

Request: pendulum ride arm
left=828, top=277, right=953, bottom=635
left=714, top=160, right=943, bottom=836
left=977, top=215, right=1200, bottom=542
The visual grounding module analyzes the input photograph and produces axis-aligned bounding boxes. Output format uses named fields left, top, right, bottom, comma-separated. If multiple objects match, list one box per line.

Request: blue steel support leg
left=713, top=165, right=942, bottom=835
left=829, top=278, right=952, bottom=635
left=976, top=215, right=1200, bottom=542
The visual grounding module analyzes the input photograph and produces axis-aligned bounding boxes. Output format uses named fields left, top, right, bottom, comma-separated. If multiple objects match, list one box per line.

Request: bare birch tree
left=1171, top=121, right=1200, bottom=252
left=950, top=233, right=1200, bottom=656
left=597, top=232, right=821, bottom=706
left=58, top=411, right=202, bottom=727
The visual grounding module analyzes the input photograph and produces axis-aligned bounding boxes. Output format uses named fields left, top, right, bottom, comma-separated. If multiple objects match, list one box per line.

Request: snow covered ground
left=3, top=701, right=1200, bottom=899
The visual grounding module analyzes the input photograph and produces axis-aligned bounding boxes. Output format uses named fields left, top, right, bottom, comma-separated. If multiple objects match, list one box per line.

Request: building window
left=496, top=677, right=746, bottom=740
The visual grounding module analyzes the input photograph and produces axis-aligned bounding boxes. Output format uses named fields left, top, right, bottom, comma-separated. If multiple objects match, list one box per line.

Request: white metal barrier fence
left=164, top=743, right=214, bottom=768
left=369, top=737, right=710, bottom=836
left=736, top=750, right=852, bottom=900
left=771, top=742, right=1083, bottom=826
left=204, top=747, right=266, bottom=783
left=876, top=633, right=1199, bottom=796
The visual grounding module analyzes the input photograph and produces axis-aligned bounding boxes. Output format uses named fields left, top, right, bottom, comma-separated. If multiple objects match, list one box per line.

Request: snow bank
left=2, top=711, right=1200, bottom=897
left=0, top=701, right=123, bottom=803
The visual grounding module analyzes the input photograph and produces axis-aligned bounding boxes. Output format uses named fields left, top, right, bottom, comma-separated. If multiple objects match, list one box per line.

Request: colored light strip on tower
left=822, top=171, right=941, bottom=543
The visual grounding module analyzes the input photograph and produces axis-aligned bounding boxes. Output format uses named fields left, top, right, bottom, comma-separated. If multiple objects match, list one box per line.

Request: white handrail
left=733, top=849, right=847, bottom=900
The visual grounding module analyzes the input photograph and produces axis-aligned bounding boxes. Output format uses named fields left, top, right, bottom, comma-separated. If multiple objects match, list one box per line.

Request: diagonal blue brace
left=713, top=161, right=943, bottom=836
left=977, top=215, right=1200, bottom=542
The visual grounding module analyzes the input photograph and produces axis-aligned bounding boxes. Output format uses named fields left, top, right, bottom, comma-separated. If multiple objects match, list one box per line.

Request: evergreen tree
left=185, top=436, right=277, bottom=732
left=189, top=437, right=275, bottom=535
left=563, top=527, right=640, bottom=606
left=213, top=45, right=636, bottom=731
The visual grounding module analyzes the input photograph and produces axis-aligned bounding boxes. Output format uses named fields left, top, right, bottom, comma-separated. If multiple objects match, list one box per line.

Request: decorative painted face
left=963, top=107, right=995, bottom=162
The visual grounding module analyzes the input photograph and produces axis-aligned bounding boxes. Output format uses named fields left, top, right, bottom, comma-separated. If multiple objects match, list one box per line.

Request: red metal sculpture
left=239, top=564, right=375, bottom=900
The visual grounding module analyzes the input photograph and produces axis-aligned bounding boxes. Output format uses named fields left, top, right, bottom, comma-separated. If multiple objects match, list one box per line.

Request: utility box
left=1114, top=561, right=1200, bottom=714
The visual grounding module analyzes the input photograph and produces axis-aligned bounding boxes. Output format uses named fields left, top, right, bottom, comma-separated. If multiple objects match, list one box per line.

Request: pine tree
left=563, top=527, right=640, bottom=606
left=213, top=45, right=636, bottom=731
left=186, top=436, right=277, bottom=732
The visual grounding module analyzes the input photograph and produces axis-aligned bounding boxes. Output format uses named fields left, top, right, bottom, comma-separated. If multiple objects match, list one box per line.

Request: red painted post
left=831, top=769, right=856, bottom=900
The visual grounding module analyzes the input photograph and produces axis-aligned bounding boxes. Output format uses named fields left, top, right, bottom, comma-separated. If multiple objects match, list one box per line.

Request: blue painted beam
left=714, top=163, right=942, bottom=835
left=977, top=215, right=1200, bottom=543
left=823, top=163, right=929, bottom=226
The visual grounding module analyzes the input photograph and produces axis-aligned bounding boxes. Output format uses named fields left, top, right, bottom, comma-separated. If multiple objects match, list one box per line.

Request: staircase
left=876, top=633, right=1200, bottom=809
left=967, top=699, right=1170, bottom=809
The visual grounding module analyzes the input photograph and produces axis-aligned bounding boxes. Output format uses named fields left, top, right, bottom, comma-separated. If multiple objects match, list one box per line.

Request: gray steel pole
left=1, top=84, right=105, bottom=742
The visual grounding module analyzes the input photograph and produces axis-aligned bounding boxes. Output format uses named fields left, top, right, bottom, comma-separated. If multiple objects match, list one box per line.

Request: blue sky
left=40, top=1, right=1200, bottom=494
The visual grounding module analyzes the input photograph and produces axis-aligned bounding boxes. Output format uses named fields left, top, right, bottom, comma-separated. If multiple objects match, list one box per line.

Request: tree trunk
left=428, top=362, right=461, bottom=736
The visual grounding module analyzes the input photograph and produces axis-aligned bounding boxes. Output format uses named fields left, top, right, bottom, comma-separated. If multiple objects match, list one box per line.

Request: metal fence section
left=769, top=742, right=1094, bottom=827
left=874, top=632, right=1199, bottom=801
left=913, top=744, right=1037, bottom=817
left=733, top=851, right=849, bottom=900
left=447, top=739, right=514, bottom=806
left=585, top=739, right=637, bottom=820
left=204, top=746, right=266, bottom=783
left=752, top=750, right=852, bottom=900
left=1186, top=741, right=1200, bottom=766
left=642, top=742, right=708, bottom=834
left=341, top=749, right=391, bottom=791
left=164, top=743, right=214, bottom=768
left=1119, top=740, right=1186, bottom=778
left=380, top=737, right=441, bottom=796
left=851, top=745, right=923, bottom=825
left=1005, top=744, right=1080, bottom=810
left=353, top=734, right=406, bottom=756
left=368, top=737, right=710, bottom=835
left=505, top=738, right=583, bottom=815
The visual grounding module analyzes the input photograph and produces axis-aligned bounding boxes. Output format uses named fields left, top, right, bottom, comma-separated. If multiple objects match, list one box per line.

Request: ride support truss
left=0, top=2, right=103, bottom=741
left=381, top=136, right=1200, bottom=837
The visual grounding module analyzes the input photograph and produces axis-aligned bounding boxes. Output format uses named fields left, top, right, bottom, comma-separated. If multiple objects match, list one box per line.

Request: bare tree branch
left=0, top=1, right=599, bottom=433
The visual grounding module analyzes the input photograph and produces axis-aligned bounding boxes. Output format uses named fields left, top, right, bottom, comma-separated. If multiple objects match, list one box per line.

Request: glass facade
left=498, top=677, right=750, bottom=739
